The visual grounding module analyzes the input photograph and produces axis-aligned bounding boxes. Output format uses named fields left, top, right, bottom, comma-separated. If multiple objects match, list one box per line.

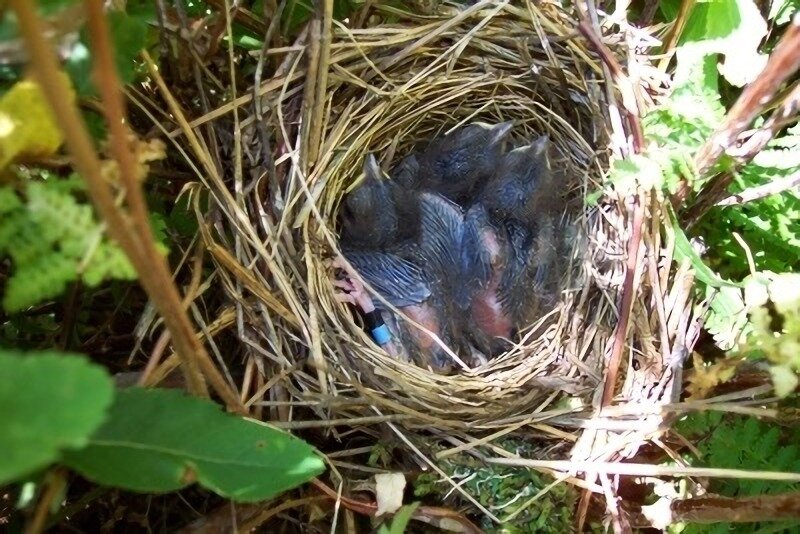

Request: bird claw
left=329, top=254, right=373, bottom=312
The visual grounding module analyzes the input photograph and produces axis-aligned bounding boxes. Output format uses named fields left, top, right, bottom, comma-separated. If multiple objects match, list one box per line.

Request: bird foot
left=329, top=255, right=374, bottom=313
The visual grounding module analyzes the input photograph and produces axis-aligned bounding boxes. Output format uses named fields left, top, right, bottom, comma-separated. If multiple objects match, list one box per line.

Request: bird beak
left=489, top=121, right=514, bottom=145
left=363, top=154, right=383, bottom=181
left=529, top=134, right=550, bottom=156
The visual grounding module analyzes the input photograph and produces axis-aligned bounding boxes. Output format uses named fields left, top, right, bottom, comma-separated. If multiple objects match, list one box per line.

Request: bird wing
left=344, top=250, right=431, bottom=308
left=418, top=192, right=464, bottom=281
left=458, top=204, right=493, bottom=310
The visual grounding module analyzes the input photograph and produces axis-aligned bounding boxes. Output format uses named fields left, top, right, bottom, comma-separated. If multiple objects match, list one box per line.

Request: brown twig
left=84, top=0, right=245, bottom=411
left=656, top=0, right=696, bottom=73
left=11, top=0, right=246, bottom=413
left=26, top=468, right=67, bottom=534
left=307, top=0, right=334, bottom=166
left=646, top=492, right=800, bottom=528
left=729, top=82, right=800, bottom=161
left=602, top=194, right=645, bottom=406
left=310, top=479, right=482, bottom=533
left=682, top=81, right=800, bottom=222
left=577, top=19, right=645, bottom=153
left=299, top=13, right=321, bottom=170
left=717, top=173, right=800, bottom=206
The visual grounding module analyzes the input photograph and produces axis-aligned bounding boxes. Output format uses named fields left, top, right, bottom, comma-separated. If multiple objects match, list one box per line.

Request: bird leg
left=329, top=255, right=404, bottom=358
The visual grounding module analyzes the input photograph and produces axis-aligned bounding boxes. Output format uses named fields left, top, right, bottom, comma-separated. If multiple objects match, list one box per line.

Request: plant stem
left=10, top=0, right=246, bottom=413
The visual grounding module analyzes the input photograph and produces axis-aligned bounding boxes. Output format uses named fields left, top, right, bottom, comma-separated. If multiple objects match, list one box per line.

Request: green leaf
left=107, top=11, right=149, bottom=85
left=670, top=210, right=741, bottom=288
left=65, top=9, right=150, bottom=96
left=769, top=0, right=799, bottom=24
left=378, top=503, right=420, bottom=534
left=38, top=0, right=81, bottom=15
left=677, top=0, right=767, bottom=86
left=0, top=350, right=114, bottom=484
left=0, top=180, right=136, bottom=312
left=63, top=388, right=325, bottom=502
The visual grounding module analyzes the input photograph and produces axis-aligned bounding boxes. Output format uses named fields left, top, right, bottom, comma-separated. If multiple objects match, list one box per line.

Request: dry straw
left=146, top=0, right=700, bottom=467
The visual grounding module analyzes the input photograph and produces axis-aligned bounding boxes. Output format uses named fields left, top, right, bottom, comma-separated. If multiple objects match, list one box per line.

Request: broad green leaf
left=0, top=350, right=114, bottom=484
left=66, top=10, right=150, bottom=96
left=63, top=388, right=325, bottom=502
left=0, top=79, right=64, bottom=168
left=677, top=0, right=767, bottom=86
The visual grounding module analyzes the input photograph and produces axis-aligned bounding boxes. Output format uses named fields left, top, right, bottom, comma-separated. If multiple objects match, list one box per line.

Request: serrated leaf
left=63, top=388, right=325, bottom=502
left=0, top=79, right=65, bottom=168
left=610, top=154, right=666, bottom=193
left=0, top=350, right=114, bottom=484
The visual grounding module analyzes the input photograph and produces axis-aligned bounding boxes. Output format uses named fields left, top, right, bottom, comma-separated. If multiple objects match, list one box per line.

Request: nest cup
left=207, top=3, right=618, bottom=430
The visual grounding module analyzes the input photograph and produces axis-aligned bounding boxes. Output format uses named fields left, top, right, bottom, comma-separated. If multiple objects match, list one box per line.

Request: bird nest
left=152, top=2, right=698, bottom=442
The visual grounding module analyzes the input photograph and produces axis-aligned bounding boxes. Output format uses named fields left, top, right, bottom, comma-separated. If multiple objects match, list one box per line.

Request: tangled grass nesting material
left=150, top=1, right=699, bottom=436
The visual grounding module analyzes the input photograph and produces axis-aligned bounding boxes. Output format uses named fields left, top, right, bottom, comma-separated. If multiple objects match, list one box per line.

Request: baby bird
left=479, top=135, right=551, bottom=227
left=464, top=135, right=564, bottom=351
left=406, top=121, right=514, bottom=205
left=336, top=251, right=453, bottom=372
left=340, top=155, right=420, bottom=251
left=495, top=136, right=564, bottom=330
left=460, top=203, right=515, bottom=356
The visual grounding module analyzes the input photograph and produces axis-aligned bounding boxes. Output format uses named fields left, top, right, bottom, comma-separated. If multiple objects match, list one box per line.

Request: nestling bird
left=479, top=135, right=551, bottom=227
left=464, top=135, right=565, bottom=352
left=401, top=121, right=514, bottom=205
left=339, top=155, right=420, bottom=251
left=460, top=203, right=515, bottom=356
left=334, top=127, right=568, bottom=370
left=333, top=252, right=454, bottom=372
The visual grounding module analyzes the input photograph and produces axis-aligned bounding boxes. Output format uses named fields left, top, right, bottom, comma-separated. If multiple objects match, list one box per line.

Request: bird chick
left=340, top=155, right=420, bottom=251
left=411, top=192, right=474, bottom=372
left=460, top=203, right=515, bottom=357
left=479, top=135, right=551, bottom=227
left=332, top=253, right=452, bottom=372
left=413, top=121, right=514, bottom=205
left=487, top=136, right=564, bottom=331
left=497, top=218, right=559, bottom=330
left=392, top=153, right=420, bottom=190
left=462, top=134, right=564, bottom=353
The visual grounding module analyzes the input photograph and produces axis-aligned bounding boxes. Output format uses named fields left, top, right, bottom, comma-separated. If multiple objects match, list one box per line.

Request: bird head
left=342, top=155, right=390, bottom=217
left=481, top=135, right=551, bottom=224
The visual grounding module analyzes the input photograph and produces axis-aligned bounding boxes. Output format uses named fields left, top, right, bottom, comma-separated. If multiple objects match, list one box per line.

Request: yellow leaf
left=686, top=353, right=740, bottom=400
left=0, top=77, right=67, bottom=169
